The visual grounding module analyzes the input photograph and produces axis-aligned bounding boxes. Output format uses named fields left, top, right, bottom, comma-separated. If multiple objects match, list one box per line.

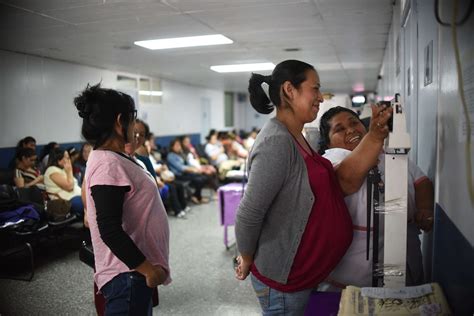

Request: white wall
left=234, top=92, right=274, bottom=132
left=377, top=0, right=474, bottom=244
left=0, top=50, right=116, bottom=147
left=436, top=0, right=474, bottom=242
left=0, top=50, right=226, bottom=147
left=306, top=93, right=351, bottom=129
left=140, top=79, right=225, bottom=137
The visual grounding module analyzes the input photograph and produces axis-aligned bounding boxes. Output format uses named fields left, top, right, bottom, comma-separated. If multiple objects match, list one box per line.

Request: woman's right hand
left=144, top=265, right=167, bottom=288
left=135, top=260, right=167, bottom=287
left=367, top=104, right=393, bottom=142
left=64, top=159, right=73, bottom=174
left=235, top=255, right=252, bottom=280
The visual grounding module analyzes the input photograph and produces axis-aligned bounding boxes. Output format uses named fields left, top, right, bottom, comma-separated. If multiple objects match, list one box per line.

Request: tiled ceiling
left=0, top=0, right=393, bottom=93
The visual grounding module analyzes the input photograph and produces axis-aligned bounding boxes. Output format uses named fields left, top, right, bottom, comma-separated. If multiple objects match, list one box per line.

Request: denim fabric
left=251, top=274, right=312, bottom=316
left=69, top=195, right=84, bottom=217
left=101, top=272, right=153, bottom=316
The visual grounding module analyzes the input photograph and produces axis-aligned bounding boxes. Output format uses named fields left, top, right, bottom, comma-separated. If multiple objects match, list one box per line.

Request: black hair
left=47, top=148, right=67, bottom=168
left=40, top=142, right=58, bottom=161
left=318, top=106, right=363, bottom=154
left=217, top=131, right=230, bottom=140
left=248, top=60, right=315, bottom=114
left=74, top=83, right=136, bottom=149
left=17, top=136, right=36, bottom=149
left=76, top=143, right=92, bottom=165
left=16, top=147, right=36, bottom=161
left=177, top=135, right=189, bottom=155
left=169, top=138, right=182, bottom=153
left=135, top=119, right=151, bottom=139
left=67, top=146, right=79, bottom=158
left=205, top=129, right=217, bottom=141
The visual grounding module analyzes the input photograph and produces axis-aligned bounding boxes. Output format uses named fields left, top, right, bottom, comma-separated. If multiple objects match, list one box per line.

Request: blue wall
left=432, top=204, right=474, bottom=315
left=0, top=133, right=201, bottom=169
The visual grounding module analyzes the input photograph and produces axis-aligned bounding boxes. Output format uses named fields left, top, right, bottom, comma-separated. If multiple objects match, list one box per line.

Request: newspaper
left=338, top=283, right=452, bottom=316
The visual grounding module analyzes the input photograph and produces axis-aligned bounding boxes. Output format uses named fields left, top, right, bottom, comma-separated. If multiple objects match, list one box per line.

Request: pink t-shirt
left=84, top=150, right=170, bottom=290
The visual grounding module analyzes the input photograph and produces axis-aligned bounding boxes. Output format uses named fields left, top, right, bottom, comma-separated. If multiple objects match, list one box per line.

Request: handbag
left=79, top=240, right=95, bottom=269
left=46, top=199, right=72, bottom=222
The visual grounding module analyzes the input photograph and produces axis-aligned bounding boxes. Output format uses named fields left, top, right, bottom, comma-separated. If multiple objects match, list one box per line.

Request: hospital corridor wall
left=377, top=0, right=474, bottom=314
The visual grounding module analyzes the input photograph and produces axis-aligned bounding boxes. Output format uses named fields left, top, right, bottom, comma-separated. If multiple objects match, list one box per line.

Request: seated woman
left=133, top=120, right=190, bottom=218
left=318, top=106, right=434, bottom=289
left=40, top=142, right=59, bottom=172
left=180, top=135, right=218, bottom=191
left=9, top=136, right=37, bottom=169
left=205, top=132, right=243, bottom=180
left=14, top=147, right=44, bottom=190
left=167, top=138, right=209, bottom=204
left=44, top=148, right=84, bottom=217
left=73, top=143, right=92, bottom=185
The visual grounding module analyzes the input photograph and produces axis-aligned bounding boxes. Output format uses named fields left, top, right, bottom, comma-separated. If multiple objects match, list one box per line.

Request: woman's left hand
left=415, top=209, right=434, bottom=232
left=235, top=255, right=252, bottom=280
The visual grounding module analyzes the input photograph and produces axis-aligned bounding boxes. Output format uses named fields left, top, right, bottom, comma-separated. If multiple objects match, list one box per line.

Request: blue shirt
left=166, top=152, right=187, bottom=176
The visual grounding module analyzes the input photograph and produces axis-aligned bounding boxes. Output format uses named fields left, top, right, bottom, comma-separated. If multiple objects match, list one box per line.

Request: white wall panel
left=0, top=50, right=226, bottom=147
left=436, top=0, right=474, bottom=243
left=142, top=79, right=225, bottom=137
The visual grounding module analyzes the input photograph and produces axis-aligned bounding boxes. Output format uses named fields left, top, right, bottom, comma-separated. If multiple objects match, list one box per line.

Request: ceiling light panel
left=210, top=63, right=275, bottom=73
left=134, top=34, right=233, bottom=50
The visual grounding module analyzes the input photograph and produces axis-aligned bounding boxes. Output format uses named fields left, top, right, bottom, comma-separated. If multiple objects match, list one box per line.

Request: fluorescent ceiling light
left=210, top=63, right=275, bottom=73
left=139, top=90, right=163, bottom=96
left=134, top=34, right=233, bottom=50
left=352, top=95, right=366, bottom=104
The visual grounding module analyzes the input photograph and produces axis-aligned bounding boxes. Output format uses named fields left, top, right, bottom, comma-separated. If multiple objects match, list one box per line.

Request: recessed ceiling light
left=134, top=34, right=233, bottom=50
left=210, top=62, right=275, bottom=73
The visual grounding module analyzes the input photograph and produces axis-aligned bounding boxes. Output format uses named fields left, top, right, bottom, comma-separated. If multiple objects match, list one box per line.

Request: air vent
left=284, top=48, right=301, bottom=52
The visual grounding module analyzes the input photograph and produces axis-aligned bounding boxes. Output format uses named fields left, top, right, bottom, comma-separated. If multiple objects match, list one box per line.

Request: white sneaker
left=177, top=211, right=187, bottom=219
left=184, top=206, right=191, bottom=213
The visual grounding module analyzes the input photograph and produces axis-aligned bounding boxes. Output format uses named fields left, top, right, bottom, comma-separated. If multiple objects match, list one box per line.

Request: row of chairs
left=0, top=169, right=80, bottom=281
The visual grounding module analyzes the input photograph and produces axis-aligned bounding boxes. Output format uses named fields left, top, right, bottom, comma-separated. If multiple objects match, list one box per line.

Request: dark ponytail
left=248, top=73, right=274, bottom=114
left=248, top=60, right=315, bottom=115
left=74, top=83, right=136, bottom=149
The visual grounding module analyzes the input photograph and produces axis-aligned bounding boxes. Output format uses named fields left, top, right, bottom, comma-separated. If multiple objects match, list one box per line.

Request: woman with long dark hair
left=235, top=60, right=392, bottom=314
left=44, top=147, right=83, bottom=217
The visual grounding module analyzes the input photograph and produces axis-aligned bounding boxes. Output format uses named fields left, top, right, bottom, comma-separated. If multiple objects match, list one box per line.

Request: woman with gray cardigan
left=235, top=60, right=392, bottom=315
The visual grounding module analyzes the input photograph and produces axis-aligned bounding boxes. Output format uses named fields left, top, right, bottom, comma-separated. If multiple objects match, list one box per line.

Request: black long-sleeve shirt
left=91, top=185, right=145, bottom=269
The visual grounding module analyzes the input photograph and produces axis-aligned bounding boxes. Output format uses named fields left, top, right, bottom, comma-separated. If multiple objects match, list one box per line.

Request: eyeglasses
left=134, top=131, right=146, bottom=139
left=131, top=110, right=138, bottom=120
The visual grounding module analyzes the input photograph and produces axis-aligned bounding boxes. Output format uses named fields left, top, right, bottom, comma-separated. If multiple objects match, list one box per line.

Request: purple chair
left=217, top=183, right=245, bottom=249
left=304, top=291, right=341, bottom=316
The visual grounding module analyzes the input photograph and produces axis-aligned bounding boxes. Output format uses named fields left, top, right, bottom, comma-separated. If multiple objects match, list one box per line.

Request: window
left=224, top=92, right=234, bottom=127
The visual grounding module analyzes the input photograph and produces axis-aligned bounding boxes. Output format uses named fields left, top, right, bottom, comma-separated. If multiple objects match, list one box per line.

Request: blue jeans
left=251, top=274, right=312, bottom=316
left=69, top=195, right=84, bottom=217
left=101, top=272, right=153, bottom=316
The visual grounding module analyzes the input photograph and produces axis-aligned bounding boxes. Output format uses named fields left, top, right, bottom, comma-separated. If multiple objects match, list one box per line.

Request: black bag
left=79, top=240, right=95, bottom=269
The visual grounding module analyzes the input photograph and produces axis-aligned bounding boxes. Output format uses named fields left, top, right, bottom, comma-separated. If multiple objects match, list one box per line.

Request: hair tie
left=78, top=110, right=90, bottom=119
left=264, top=75, right=273, bottom=85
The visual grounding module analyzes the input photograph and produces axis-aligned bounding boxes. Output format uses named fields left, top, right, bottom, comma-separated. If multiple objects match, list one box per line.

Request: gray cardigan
left=235, top=117, right=315, bottom=284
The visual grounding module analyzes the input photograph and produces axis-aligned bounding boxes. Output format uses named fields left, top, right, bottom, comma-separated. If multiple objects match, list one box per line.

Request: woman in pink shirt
left=74, top=83, right=170, bottom=315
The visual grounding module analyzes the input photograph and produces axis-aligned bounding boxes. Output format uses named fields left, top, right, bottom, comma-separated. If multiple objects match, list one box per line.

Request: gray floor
left=0, top=197, right=261, bottom=315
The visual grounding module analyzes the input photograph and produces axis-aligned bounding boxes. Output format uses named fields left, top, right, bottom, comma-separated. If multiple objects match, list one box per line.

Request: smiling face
left=287, top=69, right=323, bottom=124
left=328, top=111, right=367, bottom=151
